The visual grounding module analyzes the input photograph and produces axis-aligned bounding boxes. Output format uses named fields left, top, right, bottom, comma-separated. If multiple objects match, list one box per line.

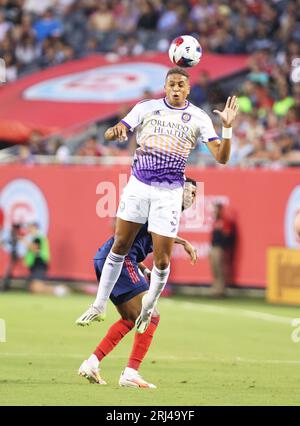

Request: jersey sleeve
left=121, top=101, right=147, bottom=132
left=198, top=112, right=219, bottom=143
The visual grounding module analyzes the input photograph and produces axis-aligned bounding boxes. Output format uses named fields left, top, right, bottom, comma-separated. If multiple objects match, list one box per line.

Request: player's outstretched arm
left=208, top=96, right=239, bottom=164
left=175, top=236, right=198, bottom=265
left=213, top=95, right=239, bottom=128
left=104, top=122, right=128, bottom=142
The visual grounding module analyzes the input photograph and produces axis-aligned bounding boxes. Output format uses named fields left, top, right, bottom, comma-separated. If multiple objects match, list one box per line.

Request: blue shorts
left=94, top=256, right=149, bottom=306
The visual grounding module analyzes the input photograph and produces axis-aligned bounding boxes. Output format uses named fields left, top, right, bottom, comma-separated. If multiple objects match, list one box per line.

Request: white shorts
left=117, top=176, right=183, bottom=238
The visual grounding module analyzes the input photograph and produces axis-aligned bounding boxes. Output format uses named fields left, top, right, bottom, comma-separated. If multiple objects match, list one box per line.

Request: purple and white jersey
left=121, top=97, right=219, bottom=187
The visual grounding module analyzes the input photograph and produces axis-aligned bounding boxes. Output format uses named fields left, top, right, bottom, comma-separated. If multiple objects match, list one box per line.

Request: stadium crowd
left=0, top=0, right=299, bottom=166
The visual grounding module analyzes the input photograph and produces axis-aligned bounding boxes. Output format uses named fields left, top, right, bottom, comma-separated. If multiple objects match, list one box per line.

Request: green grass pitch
left=0, top=292, right=300, bottom=406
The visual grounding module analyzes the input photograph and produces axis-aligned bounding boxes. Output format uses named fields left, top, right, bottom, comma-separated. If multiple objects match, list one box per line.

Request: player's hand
left=183, top=241, right=197, bottom=265
left=104, top=122, right=128, bottom=142
left=213, top=96, right=239, bottom=127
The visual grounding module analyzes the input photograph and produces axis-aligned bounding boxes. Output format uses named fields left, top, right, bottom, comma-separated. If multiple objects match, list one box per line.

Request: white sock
left=93, top=250, right=126, bottom=310
left=144, top=264, right=170, bottom=309
left=87, top=354, right=99, bottom=369
left=124, top=367, right=138, bottom=377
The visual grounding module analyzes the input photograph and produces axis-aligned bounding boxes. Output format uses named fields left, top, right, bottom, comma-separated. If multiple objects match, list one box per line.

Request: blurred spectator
left=0, top=223, right=26, bottom=291
left=23, top=222, right=69, bottom=296
left=0, top=10, right=10, bottom=42
left=55, top=142, right=71, bottom=164
left=2, top=52, right=17, bottom=81
left=17, top=145, right=35, bottom=164
left=15, top=34, right=39, bottom=70
left=273, top=83, right=295, bottom=116
left=189, top=70, right=210, bottom=108
left=157, top=1, right=179, bottom=32
left=114, top=0, right=139, bottom=34
left=75, top=135, right=104, bottom=157
left=209, top=203, right=236, bottom=298
left=137, top=0, right=159, bottom=30
left=33, top=8, right=63, bottom=43
left=24, top=0, right=54, bottom=15
left=23, top=223, right=49, bottom=282
left=88, top=3, right=115, bottom=33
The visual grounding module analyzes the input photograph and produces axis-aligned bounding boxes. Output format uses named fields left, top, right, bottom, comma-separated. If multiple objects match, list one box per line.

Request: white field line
left=161, top=299, right=292, bottom=325
left=0, top=352, right=300, bottom=365
left=0, top=301, right=296, bottom=365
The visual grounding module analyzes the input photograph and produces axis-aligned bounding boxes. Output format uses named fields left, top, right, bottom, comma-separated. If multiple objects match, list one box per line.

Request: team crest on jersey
left=181, top=113, right=191, bottom=123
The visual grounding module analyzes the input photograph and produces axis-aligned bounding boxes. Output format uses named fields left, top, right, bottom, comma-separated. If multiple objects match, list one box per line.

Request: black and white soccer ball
left=168, top=35, right=202, bottom=68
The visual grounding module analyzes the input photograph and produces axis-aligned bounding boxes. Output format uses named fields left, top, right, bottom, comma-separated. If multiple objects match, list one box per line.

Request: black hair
left=33, top=237, right=41, bottom=247
left=185, top=177, right=197, bottom=187
left=166, top=67, right=190, bottom=80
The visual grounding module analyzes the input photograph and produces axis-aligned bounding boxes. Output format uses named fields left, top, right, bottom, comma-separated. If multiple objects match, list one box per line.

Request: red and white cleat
left=119, top=370, right=156, bottom=389
left=78, top=360, right=107, bottom=385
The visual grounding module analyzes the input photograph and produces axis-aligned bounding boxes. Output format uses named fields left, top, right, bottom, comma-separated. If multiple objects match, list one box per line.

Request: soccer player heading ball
left=78, top=179, right=198, bottom=388
left=76, top=67, right=239, bottom=333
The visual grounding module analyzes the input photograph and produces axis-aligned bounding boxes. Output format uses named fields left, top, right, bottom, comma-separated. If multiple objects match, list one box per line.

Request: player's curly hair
left=166, top=67, right=190, bottom=80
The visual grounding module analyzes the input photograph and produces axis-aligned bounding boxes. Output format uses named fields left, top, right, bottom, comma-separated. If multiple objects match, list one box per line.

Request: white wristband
left=222, top=126, right=232, bottom=139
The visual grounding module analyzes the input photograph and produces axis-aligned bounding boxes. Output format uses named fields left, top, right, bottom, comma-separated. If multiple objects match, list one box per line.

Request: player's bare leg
left=76, top=218, right=142, bottom=326
left=115, top=292, right=148, bottom=323
left=136, top=233, right=174, bottom=333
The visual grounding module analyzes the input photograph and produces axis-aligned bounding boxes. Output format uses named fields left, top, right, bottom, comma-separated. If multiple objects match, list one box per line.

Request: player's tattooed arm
left=104, top=122, right=128, bottom=142
left=175, top=236, right=198, bottom=265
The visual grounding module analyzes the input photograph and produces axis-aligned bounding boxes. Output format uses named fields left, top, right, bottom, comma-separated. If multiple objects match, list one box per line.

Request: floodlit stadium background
left=1, top=0, right=300, bottom=406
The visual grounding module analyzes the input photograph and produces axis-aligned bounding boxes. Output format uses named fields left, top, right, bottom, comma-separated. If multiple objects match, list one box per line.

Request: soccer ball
left=168, top=35, right=202, bottom=68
